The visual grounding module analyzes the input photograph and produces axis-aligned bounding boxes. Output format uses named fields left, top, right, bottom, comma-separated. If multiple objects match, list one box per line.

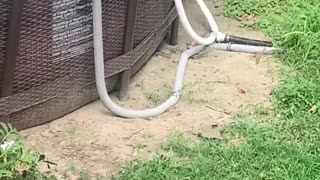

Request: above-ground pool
left=0, top=0, right=178, bottom=130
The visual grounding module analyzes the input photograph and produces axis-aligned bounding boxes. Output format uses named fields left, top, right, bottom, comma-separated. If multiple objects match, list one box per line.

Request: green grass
left=115, top=128, right=320, bottom=179
left=240, top=0, right=320, bottom=121
left=223, top=0, right=287, bottom=18
left=2, top=1, right=318, bottom=179
left=113, top=0, right=320, bottom=179
left=114, top=106, right=320, bottom=179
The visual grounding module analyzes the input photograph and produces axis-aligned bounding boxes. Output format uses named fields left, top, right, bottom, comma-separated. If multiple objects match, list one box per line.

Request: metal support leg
left=0, top=0, right=24, bottom=97
left=119, top=0, right=138, bottom=100
left=169, top=17, right=179, bottom=46
left=119, top=69, right=131, bottom=99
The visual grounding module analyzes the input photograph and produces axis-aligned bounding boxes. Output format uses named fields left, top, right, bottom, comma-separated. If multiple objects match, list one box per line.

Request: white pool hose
left=92, top=0, right=277, bottom=119
left=212, top=43, right=275, bottom=54
left=174, top=0, right=227, bottom=44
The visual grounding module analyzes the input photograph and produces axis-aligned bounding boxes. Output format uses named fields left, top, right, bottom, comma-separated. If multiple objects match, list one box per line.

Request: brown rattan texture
left=14, top=0, right=54, bottom=93
left=0, top=0, right=11, bottom=90
left=0, top=0, right=177, bottom=130
left=134, top=0, right=173, bottom=47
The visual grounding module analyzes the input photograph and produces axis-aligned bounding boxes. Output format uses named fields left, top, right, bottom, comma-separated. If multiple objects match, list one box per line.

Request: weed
left=132, top=143, right=147, bottom=151
left=0, top=123, right=56, bottom=180
left=61, top=162, right=99, bottom=180
left=66, top=126, right=76, bottom=136
left=144, top=85, right=174, bottom=104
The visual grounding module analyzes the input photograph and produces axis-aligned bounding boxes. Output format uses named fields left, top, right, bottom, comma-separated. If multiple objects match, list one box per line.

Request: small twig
left=206, top=105, right=231, bottom=115
left=207, top=80, right=229, bottom=84
left=123, top=128, right=145, bottom=140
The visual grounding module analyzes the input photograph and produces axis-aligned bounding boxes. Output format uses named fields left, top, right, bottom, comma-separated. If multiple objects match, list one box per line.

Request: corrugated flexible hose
left=92, top=0, right=277, bottom=119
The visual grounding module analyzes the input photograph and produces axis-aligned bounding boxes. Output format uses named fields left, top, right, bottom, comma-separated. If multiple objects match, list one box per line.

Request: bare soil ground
left=22, top=0, right=281, bottom=178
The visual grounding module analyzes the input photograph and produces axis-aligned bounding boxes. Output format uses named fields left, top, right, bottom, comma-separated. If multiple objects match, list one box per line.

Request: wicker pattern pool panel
left=0, top=0, right=178, bottom=130
left=14, top=0, right=53, bottom=94
left=0, top=0, right=11, bottom=93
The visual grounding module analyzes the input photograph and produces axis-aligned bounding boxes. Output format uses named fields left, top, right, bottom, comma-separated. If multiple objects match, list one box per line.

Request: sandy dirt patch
left=22, top=0, right=281, bottom=178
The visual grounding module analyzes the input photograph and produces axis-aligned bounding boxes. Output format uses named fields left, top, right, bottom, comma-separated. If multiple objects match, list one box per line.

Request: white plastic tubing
left=92, top=0, right=276, bottom=119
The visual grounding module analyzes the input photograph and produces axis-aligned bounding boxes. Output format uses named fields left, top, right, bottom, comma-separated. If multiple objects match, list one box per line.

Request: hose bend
left=92, top=0, right=276, bottom=119
left=173, top=0, right=225, bottom=44
left=93, top=0, right=206, bottom=118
